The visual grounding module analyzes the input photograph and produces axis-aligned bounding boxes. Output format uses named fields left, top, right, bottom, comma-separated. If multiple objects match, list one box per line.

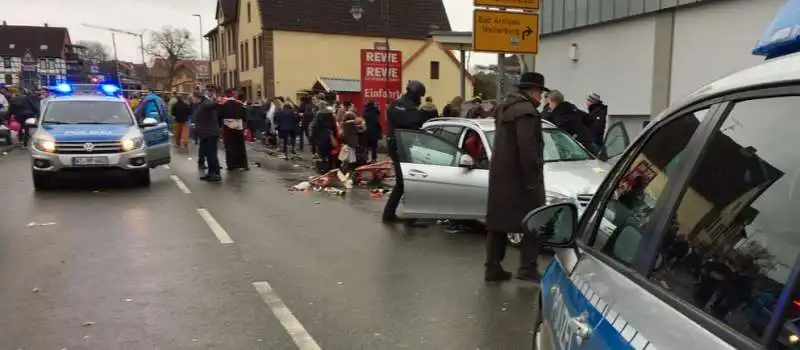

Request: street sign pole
left=473, top=0, right=540, bottom=97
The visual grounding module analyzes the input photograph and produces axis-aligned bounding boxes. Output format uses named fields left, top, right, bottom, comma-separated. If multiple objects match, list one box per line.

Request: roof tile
left=258, top=0, right=451, bottom=39
left=0, top=25, right=70, bottom=58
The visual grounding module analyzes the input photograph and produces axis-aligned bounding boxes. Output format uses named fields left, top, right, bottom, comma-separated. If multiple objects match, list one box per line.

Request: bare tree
left=144, top=27, right=195, bottom=90
left=76, top=40, right=110, bottom=63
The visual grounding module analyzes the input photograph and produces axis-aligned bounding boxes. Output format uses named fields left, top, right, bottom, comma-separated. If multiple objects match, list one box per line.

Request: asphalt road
left=0, top=146, right=541, bottom=350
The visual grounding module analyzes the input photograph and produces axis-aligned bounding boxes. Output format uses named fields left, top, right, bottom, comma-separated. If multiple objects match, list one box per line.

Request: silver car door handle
left=408, top=169, right=428, bottom=178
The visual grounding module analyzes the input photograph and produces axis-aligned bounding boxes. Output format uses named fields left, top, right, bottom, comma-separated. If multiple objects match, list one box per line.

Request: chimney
left=2, top=21, right=6, bottom=26
left=44, top=23, right=48, bottom=27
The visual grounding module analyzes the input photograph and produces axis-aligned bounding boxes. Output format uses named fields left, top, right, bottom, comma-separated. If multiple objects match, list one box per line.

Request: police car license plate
left=72, top=156, right=109, bottom=166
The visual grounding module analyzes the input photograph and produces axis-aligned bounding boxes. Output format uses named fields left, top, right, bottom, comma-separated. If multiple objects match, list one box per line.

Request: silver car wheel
left=507, top=232, right=523, bottom=247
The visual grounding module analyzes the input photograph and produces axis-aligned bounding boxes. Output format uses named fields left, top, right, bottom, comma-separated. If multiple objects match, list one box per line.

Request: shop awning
left=753, top=0, right=800, bottom=59
left=314, top=77, right=360, bottom=93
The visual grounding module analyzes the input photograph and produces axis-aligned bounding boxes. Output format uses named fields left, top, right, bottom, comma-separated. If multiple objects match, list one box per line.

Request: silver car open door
left=393, top=129, right=487, bottom=220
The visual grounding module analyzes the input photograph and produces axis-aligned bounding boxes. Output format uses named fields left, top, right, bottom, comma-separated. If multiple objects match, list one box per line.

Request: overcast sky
left=3, top=0, right=495, bottom=66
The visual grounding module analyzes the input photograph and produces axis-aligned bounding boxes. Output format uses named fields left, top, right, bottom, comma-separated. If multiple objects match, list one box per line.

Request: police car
left=25, top=83, right=170, bottom=190
left=529, top=2, right=800, bottom=349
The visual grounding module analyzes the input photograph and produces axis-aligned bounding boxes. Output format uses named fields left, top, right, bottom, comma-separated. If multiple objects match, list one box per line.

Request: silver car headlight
left=121, top=136, right=144, bottom=152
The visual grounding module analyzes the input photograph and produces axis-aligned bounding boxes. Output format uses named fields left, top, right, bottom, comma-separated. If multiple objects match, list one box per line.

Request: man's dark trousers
left=381, top=135, right=405, bottom=222
left=199, top=136, right=220, bottom=175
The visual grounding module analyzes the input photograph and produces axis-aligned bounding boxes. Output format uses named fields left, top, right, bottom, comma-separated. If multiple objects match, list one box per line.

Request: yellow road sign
left=473, top=10, right=539, bottom=54
left=474, top=0, right=540, bottom=10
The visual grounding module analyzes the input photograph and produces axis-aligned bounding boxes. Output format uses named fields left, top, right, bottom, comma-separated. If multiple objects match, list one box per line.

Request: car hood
left=543, top=159, right=612, bottom=197
left=41, top=124, right=133, bottom=142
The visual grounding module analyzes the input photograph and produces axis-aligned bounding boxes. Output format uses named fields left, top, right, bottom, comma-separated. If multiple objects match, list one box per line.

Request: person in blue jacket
left=134, top=89, right=168, bottom=123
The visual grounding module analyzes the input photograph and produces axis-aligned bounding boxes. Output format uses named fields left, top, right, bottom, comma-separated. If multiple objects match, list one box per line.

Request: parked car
left=392, top=117, right=630, bottom=245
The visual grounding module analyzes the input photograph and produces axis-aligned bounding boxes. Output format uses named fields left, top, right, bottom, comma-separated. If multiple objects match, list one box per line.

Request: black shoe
left=516, top=270, right=541, bottom=283
left=201, top=174, right=221, bottom=182
left=485, top=269, right=513, bottom=282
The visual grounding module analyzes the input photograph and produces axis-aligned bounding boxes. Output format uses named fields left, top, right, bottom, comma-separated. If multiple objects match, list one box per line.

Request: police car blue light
left=753, top=0, right=800, bottom=59
left=99, top=84, right=120, bottom=95
left=54, top=83, right=73, bottom=94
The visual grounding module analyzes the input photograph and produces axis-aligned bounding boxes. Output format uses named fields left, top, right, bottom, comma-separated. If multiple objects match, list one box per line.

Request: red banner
left=360, top=49, right=402, bottom=135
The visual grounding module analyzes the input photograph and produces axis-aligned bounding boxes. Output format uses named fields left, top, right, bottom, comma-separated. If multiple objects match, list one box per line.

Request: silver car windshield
left=485, top=129, right=593, bottom=162
left=41, top=101, right=134, bottom=125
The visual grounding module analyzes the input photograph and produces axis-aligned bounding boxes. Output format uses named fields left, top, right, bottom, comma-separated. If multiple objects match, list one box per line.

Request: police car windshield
left=42, top=101, right=134, bottom=125
left=485, top=129, right=593, bottom=162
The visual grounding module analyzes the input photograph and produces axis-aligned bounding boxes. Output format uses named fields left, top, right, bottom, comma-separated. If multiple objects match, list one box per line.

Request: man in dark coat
left=362, top=101, right=382, bottom=162
left=485, top=72, right=548, bottom=282
left=584, top=93, right=608, bottom=150
left=193, top=91, right=222, bottom=182
left=275, top=103, right=298, bottom=156
left=219, top=90, right=250, bottom=171
left=382, top=80, right=426, bottom=223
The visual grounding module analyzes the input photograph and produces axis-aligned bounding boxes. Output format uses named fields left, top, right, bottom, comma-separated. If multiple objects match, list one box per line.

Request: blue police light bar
left=99, top=84, right=120, bottom=95
left=54, top=83, right=73, bottom=94
left=753, top=0, right=800, bottom=59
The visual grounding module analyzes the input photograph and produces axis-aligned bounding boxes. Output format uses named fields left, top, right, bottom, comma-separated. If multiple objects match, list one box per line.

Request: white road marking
left=170, top=175, right=192, bottom=194
left=196, top=208, right=234, bottom=244
left=252, top=281, right=321, bottom=350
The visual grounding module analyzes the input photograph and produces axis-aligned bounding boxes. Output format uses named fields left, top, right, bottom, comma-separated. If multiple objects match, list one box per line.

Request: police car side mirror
left=522, top=202, right=578, bottom=248
left=24, top=118, right=37, bottom=127
left=139, top=117, right=158, bottom=128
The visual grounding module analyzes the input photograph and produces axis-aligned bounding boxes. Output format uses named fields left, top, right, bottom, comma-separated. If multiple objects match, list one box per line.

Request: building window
left=244, top=42, right=249, bottom=70
left=3, top=57, right=11, bottom=69
left=4, top=74, right=11, bottom=84
left=430, top=61, right=440, bottom=80
left=252, top=37, right=258, bottom=68
left=247, top=2, right=251, bottom=22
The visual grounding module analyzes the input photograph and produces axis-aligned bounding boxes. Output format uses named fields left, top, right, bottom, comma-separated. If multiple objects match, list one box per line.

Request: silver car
left=392, top=117, right=630, bottom=244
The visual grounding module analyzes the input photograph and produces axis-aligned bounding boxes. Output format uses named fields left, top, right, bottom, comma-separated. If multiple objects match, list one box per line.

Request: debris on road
left=32, top=287, right=40, bottom=293
left=26, top=222, right=57, bottom=228
left=82, top=321, right=95, bottom=327
left=292, top=181, right=311, bottom=191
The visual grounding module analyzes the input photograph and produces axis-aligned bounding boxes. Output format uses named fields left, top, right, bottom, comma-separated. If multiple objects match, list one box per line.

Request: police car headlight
left=33, top=136, right=56, bottom=153
left=121, top=136, right=144, bottom=151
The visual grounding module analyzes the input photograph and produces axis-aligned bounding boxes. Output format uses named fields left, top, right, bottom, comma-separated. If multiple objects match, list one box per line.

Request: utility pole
left=192, top=14, right=204, bottom=59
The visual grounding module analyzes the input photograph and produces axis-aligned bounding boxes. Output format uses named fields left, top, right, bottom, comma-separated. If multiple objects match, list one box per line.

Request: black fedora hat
left=515, top=72, right=549, bottom=91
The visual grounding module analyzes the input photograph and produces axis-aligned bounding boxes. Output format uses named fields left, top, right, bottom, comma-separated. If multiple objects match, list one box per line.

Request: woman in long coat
left=485, top=80, right=547, bottom=282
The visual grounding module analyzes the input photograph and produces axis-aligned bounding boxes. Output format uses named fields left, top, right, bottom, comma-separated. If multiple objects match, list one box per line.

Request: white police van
left=25, top=83, right=170, bottom=190
left=529, top=1, right=800, bottom=349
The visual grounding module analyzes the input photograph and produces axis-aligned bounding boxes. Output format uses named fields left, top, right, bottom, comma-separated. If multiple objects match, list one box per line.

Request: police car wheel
left=32, top=171, right=53, bottom=191
left=132, top=170, right=151, bottom=187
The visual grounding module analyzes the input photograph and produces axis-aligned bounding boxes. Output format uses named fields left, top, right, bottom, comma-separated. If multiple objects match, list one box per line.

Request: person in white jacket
left=265, top=98, right=278, bottom=132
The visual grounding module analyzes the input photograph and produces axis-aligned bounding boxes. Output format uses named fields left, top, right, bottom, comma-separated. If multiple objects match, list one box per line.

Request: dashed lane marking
left=196, top=208, right=234, bottom=244
left=170, top=175, right=191, bottom=194
left=252, top=281, right=322, bottom=350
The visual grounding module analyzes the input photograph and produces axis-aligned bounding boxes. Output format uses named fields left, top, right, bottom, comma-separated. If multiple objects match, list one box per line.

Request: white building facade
left=536, top=0, right=785, bottom=136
